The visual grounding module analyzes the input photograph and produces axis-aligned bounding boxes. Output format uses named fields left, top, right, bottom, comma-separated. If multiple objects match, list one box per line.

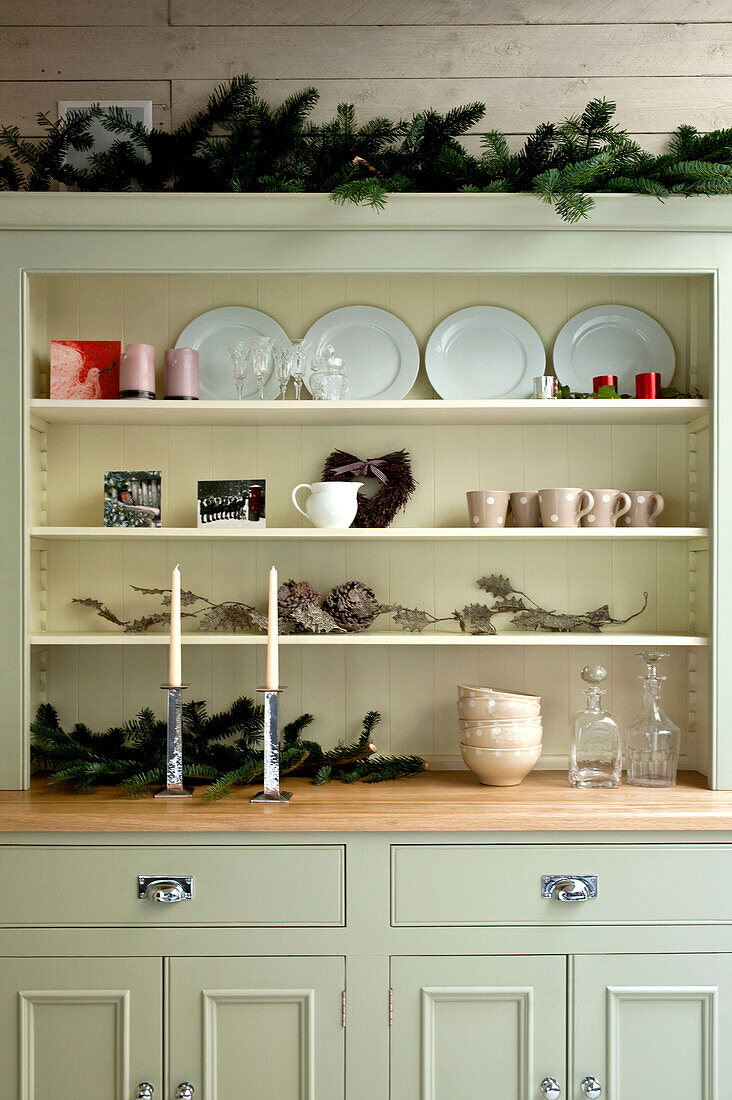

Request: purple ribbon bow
left=333, top=457, right=388, bottom=484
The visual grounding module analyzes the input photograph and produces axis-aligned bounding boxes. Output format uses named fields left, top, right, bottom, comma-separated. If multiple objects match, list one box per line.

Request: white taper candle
left=168, top=563, right=182, bottom=687
left=266, top=565, right=279, bottom=690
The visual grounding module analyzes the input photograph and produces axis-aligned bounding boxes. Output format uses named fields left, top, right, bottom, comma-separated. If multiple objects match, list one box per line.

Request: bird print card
left=50, top=340, right=121, bottom=399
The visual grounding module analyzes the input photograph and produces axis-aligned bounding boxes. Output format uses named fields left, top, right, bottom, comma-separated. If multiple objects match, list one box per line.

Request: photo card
left=104, top=470, right=162, bottom=528
left=197, top=479, right=266, bottom=528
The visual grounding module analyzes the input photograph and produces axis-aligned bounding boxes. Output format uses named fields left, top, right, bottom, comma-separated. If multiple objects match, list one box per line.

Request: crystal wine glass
left=229, top=340, right=251, bottom=400
left=289, top=339, right=311, bottom=401
left=273, top=342, right=292, bottom=400
left=252, top=337, right=275, bottom=400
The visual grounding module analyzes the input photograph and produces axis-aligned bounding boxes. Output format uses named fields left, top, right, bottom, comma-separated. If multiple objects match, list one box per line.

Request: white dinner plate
left=553, top=305, right=675, bottom=394
left=425, top=306, right=545, bottom=400
left=175, top=307, right=288, bottom=400
left=303, top=306, right=419, bottom=400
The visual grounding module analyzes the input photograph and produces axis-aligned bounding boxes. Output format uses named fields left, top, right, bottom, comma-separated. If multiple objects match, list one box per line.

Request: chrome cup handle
left=541, top=874, right=598, bottom=902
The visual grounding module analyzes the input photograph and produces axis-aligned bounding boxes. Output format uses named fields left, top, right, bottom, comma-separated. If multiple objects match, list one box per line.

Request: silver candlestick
left=155, top=684, right=192, bottom=798
left=251, top=687, right=292, bottom=803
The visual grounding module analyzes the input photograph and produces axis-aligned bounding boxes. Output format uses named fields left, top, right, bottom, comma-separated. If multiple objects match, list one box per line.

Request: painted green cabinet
left=573, top=953, right=731, bottom=1100
left=390, top=955, right=566, bottom=1100
left=391, top=952, right=732, bottom=1099
left=0, top=956, right=162, bottom=1100
left=168, top=956, right=346, bottom=1100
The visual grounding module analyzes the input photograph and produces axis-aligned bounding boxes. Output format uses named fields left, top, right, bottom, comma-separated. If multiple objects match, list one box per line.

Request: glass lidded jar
left=569, top=664, right=622, bottom=789
left=310, top=344, right=348, bottom=401
left=625, top=651, right=680, bottom=787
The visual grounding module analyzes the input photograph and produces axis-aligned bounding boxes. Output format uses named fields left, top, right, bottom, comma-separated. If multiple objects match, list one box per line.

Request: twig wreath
left=321, top=448, right=416, bottom=527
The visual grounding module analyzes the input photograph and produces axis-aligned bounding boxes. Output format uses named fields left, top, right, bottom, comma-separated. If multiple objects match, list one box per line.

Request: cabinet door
left=390, top=955, right=566, bottom=1100
left=573, top=953, right=732, bottom=1099
left=0, top=956, right=162, bottom=1100
left=168, top=956, right=345, bottom=1100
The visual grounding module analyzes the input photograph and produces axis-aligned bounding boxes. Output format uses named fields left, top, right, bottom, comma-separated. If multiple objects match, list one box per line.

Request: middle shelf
left=30, top=527, right=710, bottom=543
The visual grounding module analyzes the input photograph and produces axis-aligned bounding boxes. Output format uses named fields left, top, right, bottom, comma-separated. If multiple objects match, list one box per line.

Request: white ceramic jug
left=291, top=481, right=363, bottom=528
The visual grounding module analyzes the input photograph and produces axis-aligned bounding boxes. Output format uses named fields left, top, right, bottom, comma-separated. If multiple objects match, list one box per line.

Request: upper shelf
left=29, top=398, right=710, bottom=428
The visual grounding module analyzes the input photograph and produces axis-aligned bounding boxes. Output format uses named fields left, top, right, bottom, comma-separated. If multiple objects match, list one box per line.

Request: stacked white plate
left=457, top=685, right=542, bottom=786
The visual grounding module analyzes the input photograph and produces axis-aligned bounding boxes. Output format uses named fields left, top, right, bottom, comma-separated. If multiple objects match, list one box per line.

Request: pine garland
left=2, top=81, right=732, bottom=220
left=30, top=698, right=426, bottom=799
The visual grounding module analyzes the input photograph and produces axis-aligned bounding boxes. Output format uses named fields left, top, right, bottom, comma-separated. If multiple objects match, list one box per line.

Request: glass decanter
left=569, top=664, right=622, bottom=788
left=625, top=651, right=680, bottom=787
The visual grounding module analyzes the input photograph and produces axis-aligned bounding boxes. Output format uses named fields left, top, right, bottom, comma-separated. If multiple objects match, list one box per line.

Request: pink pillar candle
left=120, top=343, right=156, bottom=400
left=165, top=348, right=199, bottom=400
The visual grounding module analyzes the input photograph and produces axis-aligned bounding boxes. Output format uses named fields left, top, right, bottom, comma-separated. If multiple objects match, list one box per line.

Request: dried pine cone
left=278, top=579, right=321, bottom=620
left=324, top=581, right=380, bottom=632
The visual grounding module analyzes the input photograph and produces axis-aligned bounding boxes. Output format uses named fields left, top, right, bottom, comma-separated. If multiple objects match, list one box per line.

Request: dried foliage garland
left=75, top=574, right=647, bottom=637
left=30, top=699, right=427, bottom=799
left=321, top=449, right=416, bottom=528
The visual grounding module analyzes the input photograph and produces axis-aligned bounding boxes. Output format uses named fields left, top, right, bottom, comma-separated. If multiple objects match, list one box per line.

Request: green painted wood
left=390, top=954, right=566, bottom=1100
left=168, top=955, right=345, bottom=1100
left=0, top=246, right=26, bottom=789
left=0, top=843, right=345, bottom=926
left=572, top=952, right=732, bottom=1099
left=0, top=955, right=162, bottom=1099
left=391, top=843, right=732, bottom=926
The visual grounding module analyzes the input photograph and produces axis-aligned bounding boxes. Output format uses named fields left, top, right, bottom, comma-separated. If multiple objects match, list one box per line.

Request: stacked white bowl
left=457, top=684, right=542, bottom=786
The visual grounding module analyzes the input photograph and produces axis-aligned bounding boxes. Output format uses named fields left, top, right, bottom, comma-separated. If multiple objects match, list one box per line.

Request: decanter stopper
left=581, top=664, right=607, bottom=686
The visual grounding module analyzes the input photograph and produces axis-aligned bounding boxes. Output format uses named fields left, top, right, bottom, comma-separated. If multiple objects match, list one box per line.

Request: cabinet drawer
left=391, top=843, right=732, bottom=926
left=0, top=844, right=344, bottom=927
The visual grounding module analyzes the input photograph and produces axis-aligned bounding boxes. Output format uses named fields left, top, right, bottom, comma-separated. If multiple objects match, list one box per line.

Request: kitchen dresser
left=1, top=193, right=732, bottom=1099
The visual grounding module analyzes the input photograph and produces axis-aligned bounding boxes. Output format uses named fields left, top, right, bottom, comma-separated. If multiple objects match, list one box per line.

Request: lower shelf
left=29, top=631, right=709, bottom=647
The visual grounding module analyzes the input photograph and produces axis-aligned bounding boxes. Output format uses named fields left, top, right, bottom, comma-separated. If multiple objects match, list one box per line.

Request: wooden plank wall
left=1, top=1, right=731, bottom=156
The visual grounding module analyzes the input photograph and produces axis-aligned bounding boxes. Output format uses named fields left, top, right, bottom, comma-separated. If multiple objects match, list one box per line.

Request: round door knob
left=581, top=1076, right=602, bottom=1098
left=175, top=1085, right=195, bottom=1100
left=136, top=1086, right=154, bottom=1100
left=540, top=1076, right=561, bottom=1098
left=145, top=880, right=185, bottom=904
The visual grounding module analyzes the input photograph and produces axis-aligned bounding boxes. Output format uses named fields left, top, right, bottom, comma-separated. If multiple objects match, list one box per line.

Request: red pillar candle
left=635, top=372, right=661, bottom=399
left=593, top=375, right=618, bottom=393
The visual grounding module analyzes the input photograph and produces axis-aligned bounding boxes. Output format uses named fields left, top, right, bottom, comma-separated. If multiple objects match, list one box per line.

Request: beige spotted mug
left=581, top=489, right=632, bottom=527
left=538, top=488, right=594, bottom=528
left=466, top=490, right=510, bottom=528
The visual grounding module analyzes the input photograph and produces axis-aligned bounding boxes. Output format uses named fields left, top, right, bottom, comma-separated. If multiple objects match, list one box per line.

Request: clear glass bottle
left=569, top=664, right=622, bottom=788
left=625, top=651, right=680, bottom=787
left=310, top=344, right=348, bottom=401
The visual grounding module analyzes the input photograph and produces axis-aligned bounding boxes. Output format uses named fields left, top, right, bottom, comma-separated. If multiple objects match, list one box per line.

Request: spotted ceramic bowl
left=459, top=718, right=543, bottom=748
left=457, top=694, right=541, bottom=720
left=460, top=742, right=542, bottom=786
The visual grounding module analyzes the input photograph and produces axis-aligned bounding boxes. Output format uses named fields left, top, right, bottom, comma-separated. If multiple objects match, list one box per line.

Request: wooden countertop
left=0, top=771, right=731, bottom=832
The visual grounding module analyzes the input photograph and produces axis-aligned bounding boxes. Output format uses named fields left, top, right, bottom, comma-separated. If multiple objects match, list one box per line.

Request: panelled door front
left=0, top=956, right=162, bottom=1100
left=572, top=953, right=732, bottom=1099
left=168, top=956, right=345, bottom=1100
left=390, top=955, right=566, bottom=1100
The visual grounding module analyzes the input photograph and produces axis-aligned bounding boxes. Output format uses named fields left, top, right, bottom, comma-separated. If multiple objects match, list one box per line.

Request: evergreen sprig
left=2, top=81, right=732, bottom=220
left=30, top=698, right=425, bottom=799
